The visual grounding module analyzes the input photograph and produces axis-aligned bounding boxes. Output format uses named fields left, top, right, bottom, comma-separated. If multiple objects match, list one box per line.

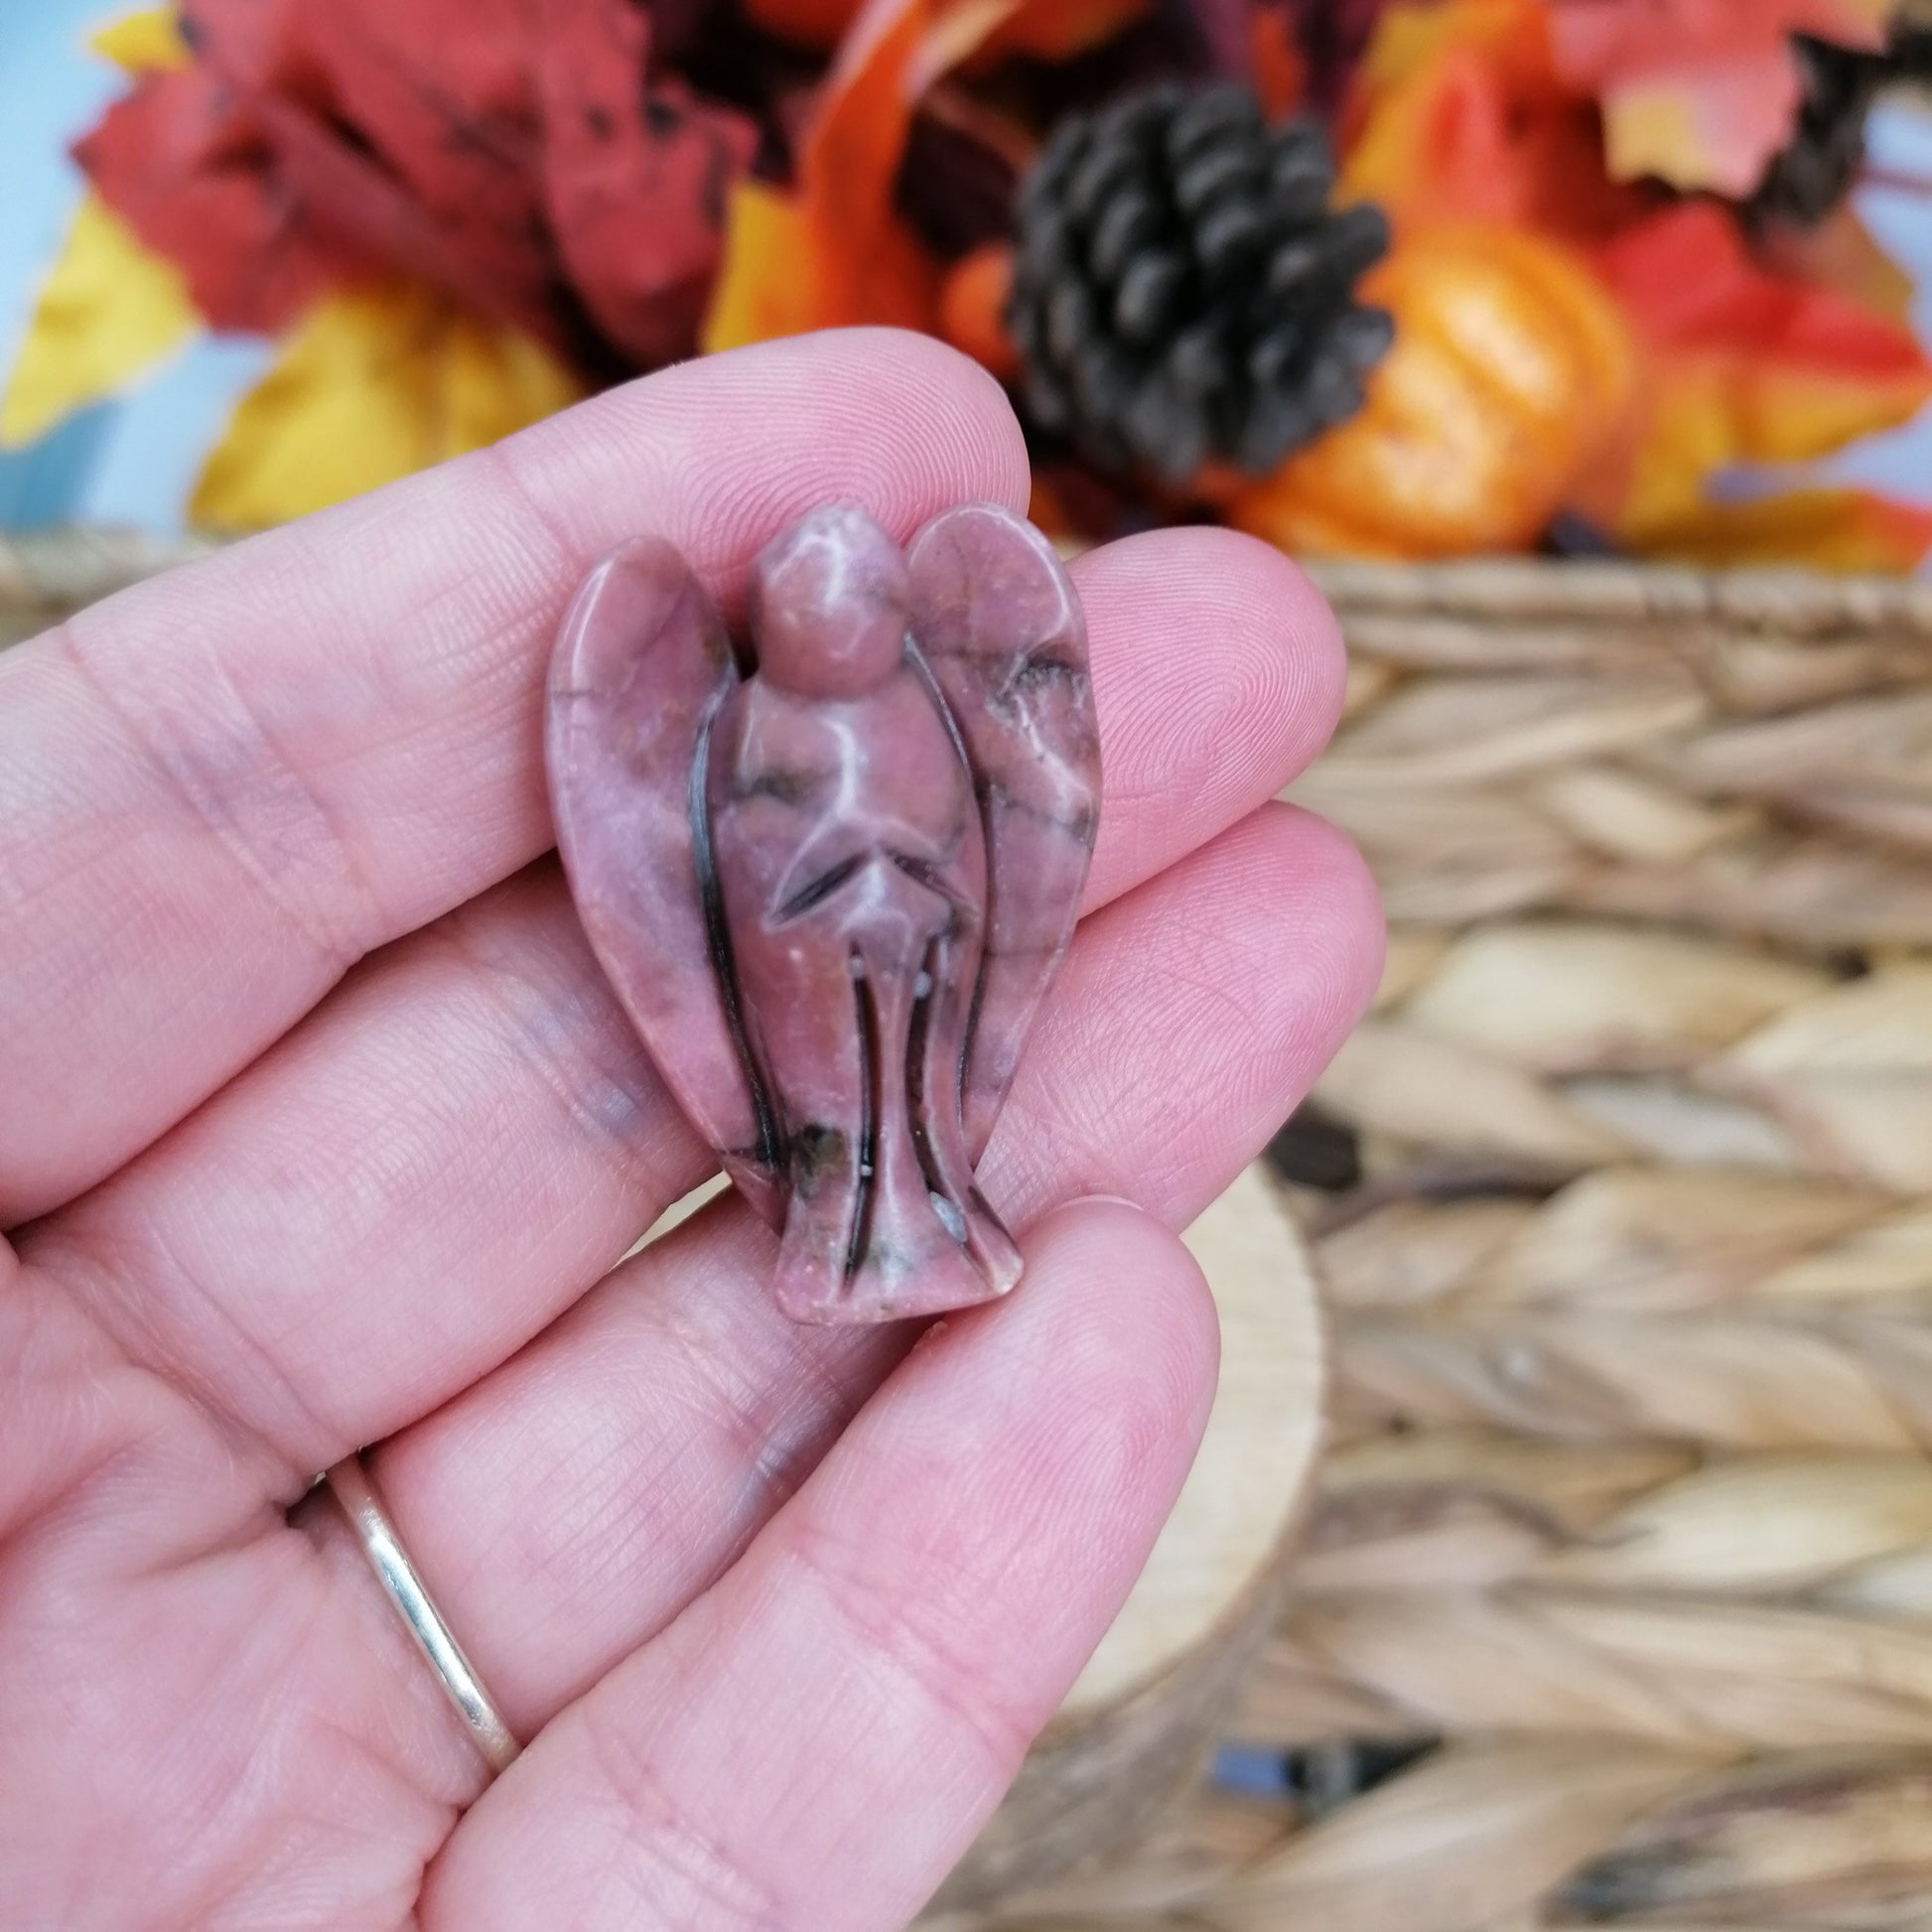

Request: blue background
left=0, top=0, right=268, bottom=531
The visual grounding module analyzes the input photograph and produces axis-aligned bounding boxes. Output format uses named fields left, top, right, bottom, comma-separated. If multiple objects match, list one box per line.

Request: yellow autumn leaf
left=1599, top=84, right=1709, bottom=191
left=191, top=279, right=585, bottom=529
left=0, top=192, right=200, bottom=448
left=88, top=3, right=190, bottom=72
left=1623, top=485, right=1932, bottom=575
left=703, top=181, right=821, bottom=352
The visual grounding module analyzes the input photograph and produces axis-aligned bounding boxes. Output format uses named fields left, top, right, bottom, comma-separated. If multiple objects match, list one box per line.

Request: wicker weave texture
left=966, top=557, right=1932, bottom=1931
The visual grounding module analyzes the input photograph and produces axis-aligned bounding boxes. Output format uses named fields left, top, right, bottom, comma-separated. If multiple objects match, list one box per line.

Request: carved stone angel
left=547, top=503, right=1100, bottom=1323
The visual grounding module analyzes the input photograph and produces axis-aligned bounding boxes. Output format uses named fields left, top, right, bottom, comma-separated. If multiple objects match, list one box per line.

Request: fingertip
left=1069, top=526, right=1348, bottom=907
left=1075, top=524, right=1345, bottom=767
left=845, top=329, right=1035, bottom=510
left=750, top=328, right=1033, bottom=526
left=1264, top=799, right=1387, bottom=1038
left=496, top=328, right=1032, bottom=617
left=748, top=329, right=1023, bottom=482
left=1252, top=536, right=1348, bottom=757
left=1011, top=1194, right=1222, bottom=1481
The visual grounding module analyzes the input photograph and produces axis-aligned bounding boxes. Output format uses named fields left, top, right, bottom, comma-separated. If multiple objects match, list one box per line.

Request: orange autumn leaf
left=706, top=0, right=1141, bottom=353
left=937, top=240, right=1019, bottom=379
left=1592, top=204, right=1932, bottom=556
left=705, top=175, right=937, bottom=348
left=706, top=0, right=944, bottom=350
left=812, top=0, right=941, bottom=228
left=1339, top=0, right=1644, bottom=241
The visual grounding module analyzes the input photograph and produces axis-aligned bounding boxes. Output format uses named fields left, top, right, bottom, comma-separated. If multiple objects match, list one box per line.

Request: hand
left=0, top=331, right=1379, bottom=1931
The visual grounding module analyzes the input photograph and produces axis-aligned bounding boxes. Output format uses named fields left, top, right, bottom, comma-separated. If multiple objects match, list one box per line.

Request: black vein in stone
left=905, top=934, right=962, bottom=1246
left=692, top=694, right=780, bottom=1174
left=905, top=637, right=991, bottom=1129
left=846, top=953, right=882, bottom=1287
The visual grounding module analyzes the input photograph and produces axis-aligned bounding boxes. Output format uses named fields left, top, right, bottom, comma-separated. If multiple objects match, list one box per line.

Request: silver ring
left=326, top=1454, right=521, bottom=1776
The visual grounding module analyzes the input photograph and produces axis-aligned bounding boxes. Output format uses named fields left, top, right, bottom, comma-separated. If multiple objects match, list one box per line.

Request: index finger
left=0, top=331, right=1028, bottom=1225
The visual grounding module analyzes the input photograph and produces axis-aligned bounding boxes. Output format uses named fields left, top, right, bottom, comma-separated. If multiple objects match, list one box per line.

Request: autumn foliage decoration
left=6, top=0, right=756, bottom=523
left=1278, top=0, right=1932, bottom=567
left=7, top=0, right=1932, bottom=570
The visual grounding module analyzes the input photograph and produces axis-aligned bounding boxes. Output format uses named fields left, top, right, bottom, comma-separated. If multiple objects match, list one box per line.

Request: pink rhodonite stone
left=547, top=503, right=1100, bottom=1324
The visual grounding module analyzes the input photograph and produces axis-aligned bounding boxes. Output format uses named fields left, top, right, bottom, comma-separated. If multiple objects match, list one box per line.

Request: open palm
left=0, top=331, right=1378, bottom=1931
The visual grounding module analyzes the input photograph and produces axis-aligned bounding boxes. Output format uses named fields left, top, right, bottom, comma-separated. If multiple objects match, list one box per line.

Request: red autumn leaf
left=1588, top=203, right=1932, bottom=561
left=207, top=0, right=754, bottom=363
left=1595, top=201, right=1929, bottom=394
left=537, top=2, right=758, bottom=368
left=743, top=0, right=868, bottom=49
left=238, top=87, right=569, bottom=353
left=247, top=0, right=551, bottom=312
left=85, top=0, right=755, bottom=368
left=1249, top=4, right=1310, bottom=119
left=74, top=65, right=359, bottom=334
left=1550, top=0, right=1887, bottom=89
left=1547, top=0, right=1889, bottom=195
left=192, top=0, right=556, bottom=345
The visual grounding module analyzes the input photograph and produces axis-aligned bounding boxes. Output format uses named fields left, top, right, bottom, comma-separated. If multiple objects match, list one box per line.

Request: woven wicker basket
left=15, top=534, right=1932, bottom=1929
left=967, top=557, right=1932, bottom=1929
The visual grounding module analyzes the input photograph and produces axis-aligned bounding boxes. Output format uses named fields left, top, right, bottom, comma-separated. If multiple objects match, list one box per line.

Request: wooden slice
left=926, top=1163, right=1325, bottom=1915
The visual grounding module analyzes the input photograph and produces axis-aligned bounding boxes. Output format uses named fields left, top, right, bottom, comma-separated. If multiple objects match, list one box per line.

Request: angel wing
left=906, top=503, right=1102, bottom=1159
left=545, top=538, right=783, bottom=1226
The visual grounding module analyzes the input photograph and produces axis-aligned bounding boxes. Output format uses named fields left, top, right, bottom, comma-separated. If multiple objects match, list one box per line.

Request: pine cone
left=1006, top=83, right=1392, bottom=483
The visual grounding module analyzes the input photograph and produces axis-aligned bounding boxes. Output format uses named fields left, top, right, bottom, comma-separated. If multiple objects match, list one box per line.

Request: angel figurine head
left=547, top=503, right=1100, bottom=1324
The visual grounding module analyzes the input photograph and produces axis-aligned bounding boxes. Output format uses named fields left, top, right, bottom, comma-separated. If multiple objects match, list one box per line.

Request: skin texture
left=0, top=330, right=1381, bottom=1932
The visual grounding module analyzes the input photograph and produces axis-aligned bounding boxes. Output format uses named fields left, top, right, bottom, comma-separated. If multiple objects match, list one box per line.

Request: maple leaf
left=75, top=65, right=362, bottom=335
left=78, top=0, right=756, bottom=371
left=533, top=0, right=759, bottom=368
left=1547, top=0, right=1890, bottom=196
left=88, top=4, right=191, bottom=72
left=0, top=193, right=199, bottom=448
left=191, top=278, right=583, bottom=529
